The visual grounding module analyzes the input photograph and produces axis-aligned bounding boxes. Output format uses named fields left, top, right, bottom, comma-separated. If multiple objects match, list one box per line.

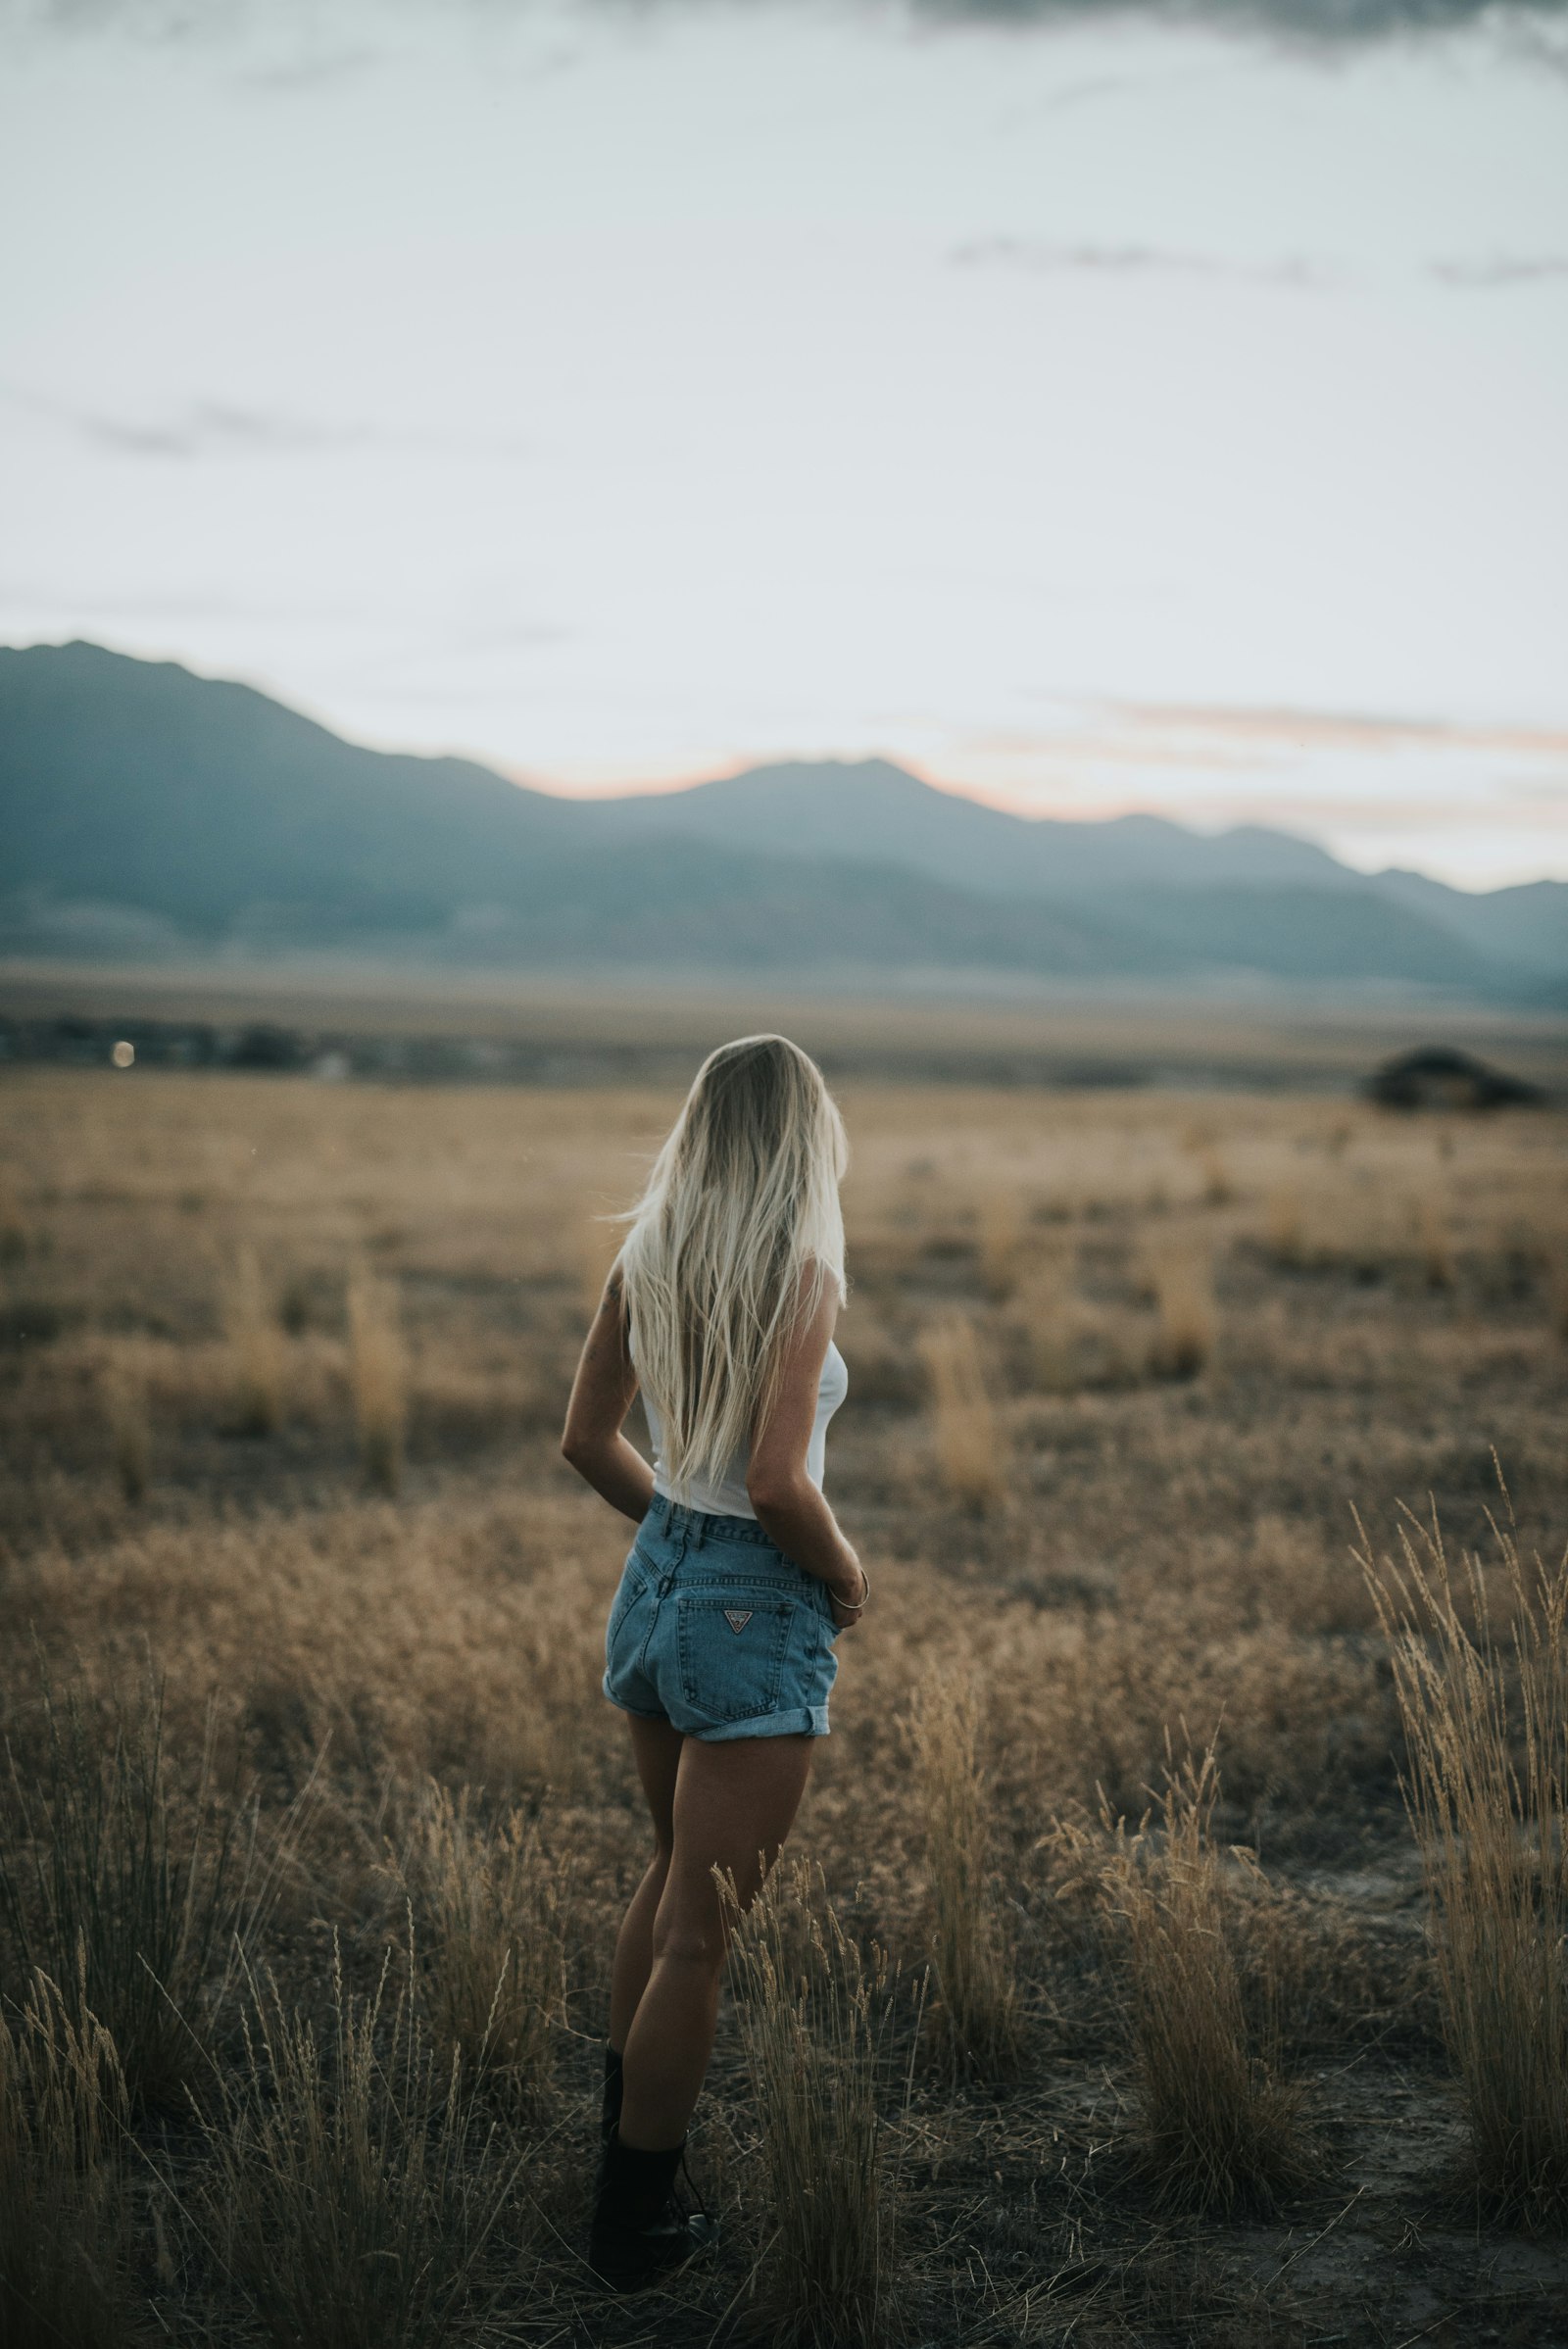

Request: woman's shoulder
left=793, top=1254, right=844, bottom=1309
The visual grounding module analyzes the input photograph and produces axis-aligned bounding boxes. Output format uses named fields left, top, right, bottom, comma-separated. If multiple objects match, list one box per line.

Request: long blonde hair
left=616, top=1034, right=848, bottom=1499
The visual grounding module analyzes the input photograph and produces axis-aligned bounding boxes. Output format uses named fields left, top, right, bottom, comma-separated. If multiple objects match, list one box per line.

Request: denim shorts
left=602, top=1494, right=839, bottom=1741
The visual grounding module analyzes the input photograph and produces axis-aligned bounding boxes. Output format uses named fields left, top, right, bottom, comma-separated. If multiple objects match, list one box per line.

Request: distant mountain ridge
left=579, top=757, right=1354, bottom=895
left=1, top=641, right=1562, bottom=1001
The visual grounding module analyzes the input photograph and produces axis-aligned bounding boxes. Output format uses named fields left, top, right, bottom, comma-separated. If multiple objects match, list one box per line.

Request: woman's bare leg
left=618, top=1732, right=814, bottom=2151
left=611, top=1716, right=685, bottom=2051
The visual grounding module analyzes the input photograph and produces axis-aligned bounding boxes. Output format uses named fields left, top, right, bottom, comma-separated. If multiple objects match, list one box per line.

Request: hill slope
left=1, top=642, right=1559, bottom=997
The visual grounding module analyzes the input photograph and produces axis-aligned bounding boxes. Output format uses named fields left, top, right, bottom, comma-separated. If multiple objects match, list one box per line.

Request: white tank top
left=629, top=1324, right=848, bottom=1520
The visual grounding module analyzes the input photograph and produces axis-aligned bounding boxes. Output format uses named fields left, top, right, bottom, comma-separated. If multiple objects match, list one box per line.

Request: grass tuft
left=724, top=1856, right=906, bottom=2349
left=0, top=1178, right=27, bottom=1265
left=1197, top=1145, right=1234, bottom=1207
left=1099, top=1742, right=1312, bottom=2215
left=1016, top=1241, right=1082, bottom=1395
left=1414, top=1191, right=1454, bottom=1291
left=1147, top=1246, right=1216, bottom=1381
left=0, top=1668, right=264, bottom=2112
left=1265, top=1188, right=1304, bottom=1268
left=199, top=1935, right=523, bottom=2349
left=391, top=1781, right=567, bottom=2114
left=1542, top=1240, right=1568, bottom=1345
left=100, top=1342, right=152, bottom=1501
left=975, top=1186, right=1026, bottom=1303
left=347, top=1259, right=407, bottom=1493
left=903, top=1665, right=1018, bottom=2077
left=0, top=1967, right=130, bottom=2349
left=1358, top=1492, right=1568, bottom=2227
left=916, top=1311, right=1006, bottom=1511
left=224, top=1243, right=286, bottom=1436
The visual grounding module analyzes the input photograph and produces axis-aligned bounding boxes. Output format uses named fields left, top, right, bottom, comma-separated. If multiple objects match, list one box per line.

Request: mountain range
left=1, top=641, right=1562, bottom=1002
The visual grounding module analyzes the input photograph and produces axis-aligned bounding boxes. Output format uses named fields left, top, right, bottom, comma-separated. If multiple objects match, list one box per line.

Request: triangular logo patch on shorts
left=723, top=1608, right=754, bottom=1635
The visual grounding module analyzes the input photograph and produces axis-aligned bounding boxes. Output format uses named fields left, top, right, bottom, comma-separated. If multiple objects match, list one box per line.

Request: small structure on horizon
left=1366, top=1046, right=1545, bottom=1112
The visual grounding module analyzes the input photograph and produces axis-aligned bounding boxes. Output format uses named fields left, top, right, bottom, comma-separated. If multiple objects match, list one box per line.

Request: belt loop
left=693, top=1511, right=707, bottom=1550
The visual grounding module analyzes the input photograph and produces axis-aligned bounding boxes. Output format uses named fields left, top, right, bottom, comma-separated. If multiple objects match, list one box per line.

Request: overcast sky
left=2, top=0, right=1566, bottom=887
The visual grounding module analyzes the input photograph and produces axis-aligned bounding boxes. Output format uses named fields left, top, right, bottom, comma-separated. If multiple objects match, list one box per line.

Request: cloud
left=912, top=0, right=1566, bottom=30
left=0, top=583, right=408, bottom=625
left=234, top=46, right=381, bottom=91
left=1430, top=254, right=1568, bottom=286
left=1116, top=701, right=1568, bottom=757
left=0, top=384, right=382, bottom=459
left=949, top=236, right=1327, bottom=286
left=14, top=0, right=1568, bottom=49
left=0, top=383, right=530, bottom=463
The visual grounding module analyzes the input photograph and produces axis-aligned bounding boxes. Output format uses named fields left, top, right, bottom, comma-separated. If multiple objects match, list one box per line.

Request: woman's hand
left=826, top=1559, right=869, bottom=1634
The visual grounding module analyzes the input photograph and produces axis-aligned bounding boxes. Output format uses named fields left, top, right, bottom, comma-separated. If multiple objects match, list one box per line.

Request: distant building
left=1366, top=1047, right=1545, bottom=1111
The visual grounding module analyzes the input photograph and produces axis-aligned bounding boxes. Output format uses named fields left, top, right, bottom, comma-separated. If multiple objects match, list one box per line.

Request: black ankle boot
left=589, top=2128, right=718, bottom=2293
left=601, top=2044, right=623, bottom=2147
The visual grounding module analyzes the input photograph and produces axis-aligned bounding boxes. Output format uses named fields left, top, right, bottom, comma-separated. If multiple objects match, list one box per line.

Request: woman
left=561, top=1033, right=869, bottom=2292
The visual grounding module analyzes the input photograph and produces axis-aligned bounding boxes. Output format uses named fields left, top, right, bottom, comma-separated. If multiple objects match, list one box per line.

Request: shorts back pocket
left=676, top=1590, right=797, bottom=1726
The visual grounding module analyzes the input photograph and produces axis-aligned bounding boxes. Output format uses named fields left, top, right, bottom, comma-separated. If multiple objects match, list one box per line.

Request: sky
left=2, top=0, right=1566, bottom=890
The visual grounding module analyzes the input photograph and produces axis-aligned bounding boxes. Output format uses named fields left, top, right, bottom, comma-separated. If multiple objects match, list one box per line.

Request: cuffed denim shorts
left=602, top=1493, right=839, bottom=1741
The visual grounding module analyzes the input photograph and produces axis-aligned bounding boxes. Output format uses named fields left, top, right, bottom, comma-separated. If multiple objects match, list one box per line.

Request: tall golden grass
left=392, top=1781, right=568, bottom=2113
left=0, top=1968, right=129, bottom=2349
left=1265, top=1188, right=1304, bottom=1269
left=1414, top=1191, right=1454, bottom=1291
left=2, top=1065, right=1566, bottom=2338
left=347, top=1259, right=407, bottom=1493
left=975, top=1185, right=1027, bottom=1303
left=1196, top=1144, right=1235, bottom=1207
left=1097, top=1744, right=1311, bottom=2214
left=0, top=1673, right=263, bottom=2112
left=724, top=1856, right=906, bottom=2349
left=223, top=1242, right=287, bottom=1436
left=903, top=1665, right=1018, bottom=2076
left=200, top=1938, right=524, bottom=2348
left=99, top=1341, right=151, bottom=1501
left=1015, top=1240, right=1081, bottom=1395
left=1544, top=1242, right=1568, bottom=1345
left=0, top=1177, right=26, bottom=1265
left=1358, top=1498, right=1568, bottom=2226
left=916, top=1311, right=1006, bottom=1510
left=1147, top=1244, right=1216, bottom=1381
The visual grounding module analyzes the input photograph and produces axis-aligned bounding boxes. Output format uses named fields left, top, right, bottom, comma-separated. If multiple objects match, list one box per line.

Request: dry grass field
left=2, top=1052, right=1566, bottom=2346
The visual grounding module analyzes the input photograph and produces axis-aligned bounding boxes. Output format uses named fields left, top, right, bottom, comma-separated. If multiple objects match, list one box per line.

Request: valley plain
left=2, top=1021, right=1566, bottom=2347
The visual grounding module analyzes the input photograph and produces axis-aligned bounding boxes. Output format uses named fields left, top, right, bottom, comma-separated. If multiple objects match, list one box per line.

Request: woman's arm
left=746, top=1273, right=867, bottom=1631
left=561, top=1273, right=657, bottom=1526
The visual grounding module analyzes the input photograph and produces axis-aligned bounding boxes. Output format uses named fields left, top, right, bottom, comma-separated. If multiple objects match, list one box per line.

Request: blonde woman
left=562, top=1033, right=868, bottom=2291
